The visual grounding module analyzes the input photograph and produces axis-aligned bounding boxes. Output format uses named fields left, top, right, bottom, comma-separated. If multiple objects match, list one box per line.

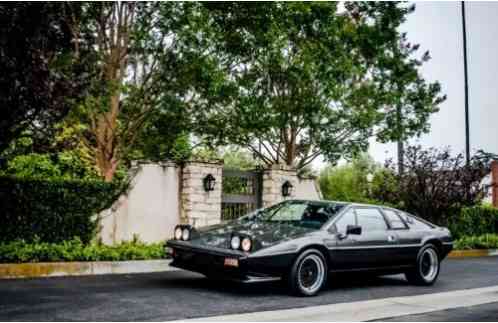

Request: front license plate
left=224, top=257, right=239, bottom=267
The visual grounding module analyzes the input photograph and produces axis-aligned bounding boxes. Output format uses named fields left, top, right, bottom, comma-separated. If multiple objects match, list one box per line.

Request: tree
left=319, top=154, right=378, bottom=202
left=70, top=2, right=205, bottom=181
left=380, top=146, right=497, bottom=224
left=0, top=3, right=90, bottom=155
left=374, top=33, right=446, bottom=174
left=189, top=2, right=445, bottom=169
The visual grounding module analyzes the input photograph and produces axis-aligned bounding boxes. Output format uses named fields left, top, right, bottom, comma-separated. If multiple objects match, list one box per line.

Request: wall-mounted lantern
left=282, top=180, right=293, bottom=197
left=203, top=174, right=216, bottom=192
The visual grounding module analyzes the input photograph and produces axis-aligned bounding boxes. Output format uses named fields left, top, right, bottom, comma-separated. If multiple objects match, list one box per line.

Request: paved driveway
left=0, top=257, right=497, bottom=321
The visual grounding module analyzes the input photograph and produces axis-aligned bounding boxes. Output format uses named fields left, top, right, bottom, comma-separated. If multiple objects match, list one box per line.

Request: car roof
left=284, top=199, right=350, bottom=207
left=284, top=199, right=397, bottom=210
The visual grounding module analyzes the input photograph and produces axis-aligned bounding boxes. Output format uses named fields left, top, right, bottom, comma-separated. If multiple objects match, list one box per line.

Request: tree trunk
left=90, top=2, right=132, bottom=182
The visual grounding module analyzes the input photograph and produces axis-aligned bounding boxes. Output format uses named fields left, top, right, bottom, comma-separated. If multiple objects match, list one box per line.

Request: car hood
left=190, top=220, right=317, bottom=251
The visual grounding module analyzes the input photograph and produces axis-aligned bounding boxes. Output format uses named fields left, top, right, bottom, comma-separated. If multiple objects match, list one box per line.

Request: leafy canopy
left=189, top=2, right=445, bottom=169
left=0, top=3, right=91, bottom=155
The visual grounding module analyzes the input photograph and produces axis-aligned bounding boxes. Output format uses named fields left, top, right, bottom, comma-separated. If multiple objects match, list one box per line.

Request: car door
left=352, top=207, right=395, bottom=268
left=327, top=207, right=361, bottom=269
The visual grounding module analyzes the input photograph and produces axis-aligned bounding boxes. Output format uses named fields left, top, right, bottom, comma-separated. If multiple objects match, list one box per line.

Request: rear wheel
left=288, top=249, right=327, bottom=296
left=405, top=244, right=440, bottom=285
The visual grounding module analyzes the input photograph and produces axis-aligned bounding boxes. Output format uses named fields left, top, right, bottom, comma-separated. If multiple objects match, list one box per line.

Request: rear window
left=383, top=209, right=407, bottom=229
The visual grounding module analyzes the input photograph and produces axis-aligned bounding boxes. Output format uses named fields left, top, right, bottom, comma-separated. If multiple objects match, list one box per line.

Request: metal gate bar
left=221, top=169, right=262, bottom=221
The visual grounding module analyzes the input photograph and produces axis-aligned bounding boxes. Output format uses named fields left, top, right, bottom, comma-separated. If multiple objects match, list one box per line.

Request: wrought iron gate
left=221, top=169, right=262, bottom=221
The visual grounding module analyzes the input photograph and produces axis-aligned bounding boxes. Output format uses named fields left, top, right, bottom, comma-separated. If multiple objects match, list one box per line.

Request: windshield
left=241, top=200, right=345, bottom=229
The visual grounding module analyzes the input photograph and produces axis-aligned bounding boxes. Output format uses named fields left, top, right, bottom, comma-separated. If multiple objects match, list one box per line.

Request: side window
left=383, top=209, right=407, bottom=229
left=333, top=209, right=356, bottom=233
left=356, top=208, right=388, bottom=232
left=403, top=214, right=433, bottom=230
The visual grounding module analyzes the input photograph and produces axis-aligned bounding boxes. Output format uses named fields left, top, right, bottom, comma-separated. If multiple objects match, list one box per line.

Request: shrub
left=454, top=234, right=498, bottom=250
left=0, top=238, right=166, bottom=263
left=0, top=176, right=121, bottom=244
left=449, top=205, right=498, bottom=239
left=381, top=146, right=497, bottom=225
left=1, top=152, right=100, bottom=181
left=319, top=154, right=377, bottom=203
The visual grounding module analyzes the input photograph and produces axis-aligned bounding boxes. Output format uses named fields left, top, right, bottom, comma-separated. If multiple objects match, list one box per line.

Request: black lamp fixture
left=282, top=180, right=293, bottom=197
left=203, top=174, right=216, bottom=192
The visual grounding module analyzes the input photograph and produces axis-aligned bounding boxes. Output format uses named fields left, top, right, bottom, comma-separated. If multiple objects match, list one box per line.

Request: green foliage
left=319, top=154, right=378, bottom=203
left=191, top=2, right=445, bottom=168
left=1, top=152, right=99, bottom=180
left=370, top=168, right=401, bottom=208
left=0, top=3, right=92, bottom=154
left=222, top=148, right=260, bottom=170
left=454, top=234, right=498, bottom=250
left=0, top=176, right=121, bottom=244
left=0, top=238, right=166, bottom=263
left=449, top=205, right=498, bottom=239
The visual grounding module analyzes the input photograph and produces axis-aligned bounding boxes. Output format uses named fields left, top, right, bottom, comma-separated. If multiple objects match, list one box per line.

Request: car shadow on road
left=155, top=271, right=410, bottom=297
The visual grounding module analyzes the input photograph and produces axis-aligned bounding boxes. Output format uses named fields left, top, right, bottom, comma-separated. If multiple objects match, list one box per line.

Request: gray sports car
left=167, top=199, right=453, bottom=296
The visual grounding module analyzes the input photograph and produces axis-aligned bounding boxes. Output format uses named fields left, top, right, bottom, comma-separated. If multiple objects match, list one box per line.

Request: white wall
left=99, top=162, right=180, bottom=244
left=295, top=177, right=322, bottom=201
left=98, top=162, right=323, bottom=245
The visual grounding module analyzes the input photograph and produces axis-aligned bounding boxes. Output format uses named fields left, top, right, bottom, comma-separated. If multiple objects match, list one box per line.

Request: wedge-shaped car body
left=166, top=200, right=453, bottom=296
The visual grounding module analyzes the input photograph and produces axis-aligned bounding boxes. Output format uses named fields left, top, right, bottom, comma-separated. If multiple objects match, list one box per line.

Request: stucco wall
left=99, top=161, right=322, bottom=245
left=99, top=162, right=180, bottom=245
left=295, top=177, right=322, bottom=201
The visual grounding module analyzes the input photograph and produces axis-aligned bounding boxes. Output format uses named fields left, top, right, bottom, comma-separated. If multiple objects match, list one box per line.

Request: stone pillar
left=492, top=161, right=498, bottom=208
left=262, top=164, right=299, bottom=207
left=181, top=161, right=223, bottom=227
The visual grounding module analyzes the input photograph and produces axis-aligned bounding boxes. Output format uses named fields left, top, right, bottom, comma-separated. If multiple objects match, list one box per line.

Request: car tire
left=405, top=243, right=440, bottom=286
left=288, top=249, right=327, bottom=296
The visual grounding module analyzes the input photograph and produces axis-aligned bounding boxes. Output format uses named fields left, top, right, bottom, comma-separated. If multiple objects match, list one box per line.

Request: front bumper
left=166, top=240, right=281, bottom=283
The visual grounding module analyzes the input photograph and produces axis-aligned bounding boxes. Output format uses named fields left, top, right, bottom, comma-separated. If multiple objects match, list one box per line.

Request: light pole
left=461, top=1, right=470, bottom=164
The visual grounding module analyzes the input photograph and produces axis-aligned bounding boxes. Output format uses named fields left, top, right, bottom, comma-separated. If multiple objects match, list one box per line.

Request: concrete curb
left=1, top=249, right=496, bottom=279
left=448, top=249, right=498, bottom=258
left=0, top=259, right=174, bottom=279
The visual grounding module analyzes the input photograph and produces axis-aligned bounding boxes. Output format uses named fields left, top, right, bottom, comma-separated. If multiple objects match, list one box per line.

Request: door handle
left=387, top=235, right=397, bottom=242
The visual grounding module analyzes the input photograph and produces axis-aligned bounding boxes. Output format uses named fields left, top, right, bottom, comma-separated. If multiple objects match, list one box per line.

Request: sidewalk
left=182, top=285, right=498, bottom=322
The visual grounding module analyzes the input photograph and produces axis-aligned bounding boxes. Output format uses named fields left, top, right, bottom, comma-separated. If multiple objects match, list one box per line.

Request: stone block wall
left=262, top=165, right=299, bottom=207
left=262, top=164, right=322, bottom=207
left=181, top=161, right=223, bottom=227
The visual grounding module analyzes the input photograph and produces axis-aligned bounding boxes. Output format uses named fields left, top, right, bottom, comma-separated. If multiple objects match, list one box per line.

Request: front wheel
left=405, top=244, right=440, bottom=285
left=288, top=249, right=327, bottom=296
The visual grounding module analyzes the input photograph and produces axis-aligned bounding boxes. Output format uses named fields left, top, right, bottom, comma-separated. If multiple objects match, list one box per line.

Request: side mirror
left=346, top=225, right=362, bottom=235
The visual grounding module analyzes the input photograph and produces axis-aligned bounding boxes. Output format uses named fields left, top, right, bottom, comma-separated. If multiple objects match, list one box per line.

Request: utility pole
left=461, top=1, right=470, bottom=164
left=397, top=104, right=404, bottom=174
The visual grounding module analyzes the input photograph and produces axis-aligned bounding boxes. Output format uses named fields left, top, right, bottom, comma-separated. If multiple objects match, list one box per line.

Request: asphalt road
left=378, top=302, right=498, bottom=321
left=0, top=257, right=498, bottom=321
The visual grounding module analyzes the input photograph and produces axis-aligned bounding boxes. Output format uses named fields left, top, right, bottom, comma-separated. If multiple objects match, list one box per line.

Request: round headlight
left=241, top=237, right=252, bottom=252
left=230, top=236, right=241, bottom=250
left=174, top=227, right=182, bottom=240
left=182, top=228, right=190, bottom=241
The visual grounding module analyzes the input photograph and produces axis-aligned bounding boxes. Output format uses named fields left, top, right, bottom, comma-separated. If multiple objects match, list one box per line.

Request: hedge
left=0, top=176, right=121, bottom=244
left=454, top=234, right=498, bottom=250
left=448, top=205, right=498, bottom=239
left=0, top=238, right=166, bottom=263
